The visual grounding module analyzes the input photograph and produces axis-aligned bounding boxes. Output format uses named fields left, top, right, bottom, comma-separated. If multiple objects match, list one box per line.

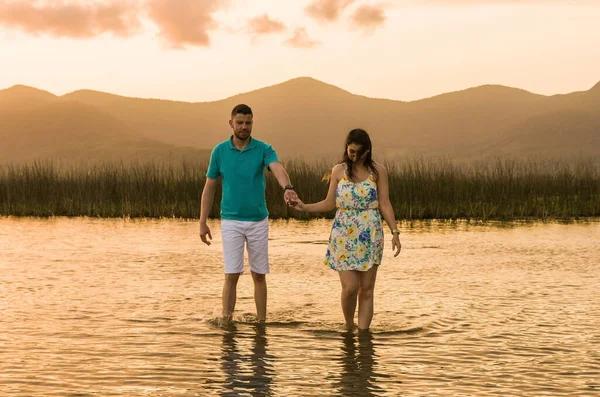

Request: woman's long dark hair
left=322, top=128, right=379, bottom=182
left=342, top=128, right=378, bottom=181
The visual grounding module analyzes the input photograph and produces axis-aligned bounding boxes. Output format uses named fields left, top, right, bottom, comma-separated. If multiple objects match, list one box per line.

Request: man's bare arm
left=268, top=162, right=292, bottom=188
left=200, top=177, right=219, bottom=223
left=199, top=177, right=219, bottom=245
left=269, top=162, right=298, bottom=204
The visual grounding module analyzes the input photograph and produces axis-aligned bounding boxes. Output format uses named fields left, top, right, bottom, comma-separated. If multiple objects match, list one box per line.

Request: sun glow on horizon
left=1, top=0, right=599, bottom=102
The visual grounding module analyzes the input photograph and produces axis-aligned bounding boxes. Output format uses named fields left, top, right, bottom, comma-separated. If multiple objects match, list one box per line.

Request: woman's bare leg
left=357, top=265, right=378, bottom=330
left=338, top=271, right=360, bottom=330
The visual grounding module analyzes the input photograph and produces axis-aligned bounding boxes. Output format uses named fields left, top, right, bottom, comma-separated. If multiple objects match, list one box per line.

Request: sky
left=1, top=0, right=599, bottom=102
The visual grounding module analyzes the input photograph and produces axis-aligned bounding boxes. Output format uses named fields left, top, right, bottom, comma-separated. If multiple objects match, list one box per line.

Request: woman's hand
left=392, top=234, right=401, bottom=257
left=291, top=198, right=306, bottom=211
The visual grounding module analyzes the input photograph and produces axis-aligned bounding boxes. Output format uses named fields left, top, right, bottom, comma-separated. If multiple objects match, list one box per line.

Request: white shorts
left=221, top=218, right=269, bottom=274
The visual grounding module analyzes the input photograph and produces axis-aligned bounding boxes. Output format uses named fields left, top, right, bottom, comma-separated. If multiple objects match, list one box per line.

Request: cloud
left=351, top=4, right=386, bottom=31
left=0, top=0, right=141, bottom=38
left=147, top=0, right=225, bottom=48
left=0, top=0, right=228, bottom=47
left=305, top=0, right=356, bottom=23
left=247, top=14, right=286, bottom=36
left=285, top=27, right=318, bottom=48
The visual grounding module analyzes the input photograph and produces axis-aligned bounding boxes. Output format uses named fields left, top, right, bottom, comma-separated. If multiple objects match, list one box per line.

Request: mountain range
left=1, top=77, right=599, bottom=164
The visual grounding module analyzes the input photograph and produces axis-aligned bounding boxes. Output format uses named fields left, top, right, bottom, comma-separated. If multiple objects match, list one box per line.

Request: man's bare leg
left=251, top=271, right=267, bottom=322
left=222, top=273, right=241, bottom=323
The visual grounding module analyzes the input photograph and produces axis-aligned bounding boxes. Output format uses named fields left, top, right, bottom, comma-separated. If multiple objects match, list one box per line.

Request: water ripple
left=1, top=218, right=599, bottom=396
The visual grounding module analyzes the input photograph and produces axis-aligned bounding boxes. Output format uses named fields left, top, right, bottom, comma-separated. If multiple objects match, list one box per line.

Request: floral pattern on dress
left=324, top=172, right=384, bottom=271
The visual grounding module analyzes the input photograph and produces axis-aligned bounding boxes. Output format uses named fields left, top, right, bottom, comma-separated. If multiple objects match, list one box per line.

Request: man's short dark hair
left=231, top=104, right=253, bottom=118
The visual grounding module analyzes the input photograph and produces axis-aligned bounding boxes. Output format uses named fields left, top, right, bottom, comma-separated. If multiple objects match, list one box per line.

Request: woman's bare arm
left=296, top=164, right=342, bottom=213
left=376, top=163, right=401, bottom=256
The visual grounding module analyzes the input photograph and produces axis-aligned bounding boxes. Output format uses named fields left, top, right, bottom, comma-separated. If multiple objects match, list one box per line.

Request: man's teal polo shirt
left=206, top=136, right=279, bottom=221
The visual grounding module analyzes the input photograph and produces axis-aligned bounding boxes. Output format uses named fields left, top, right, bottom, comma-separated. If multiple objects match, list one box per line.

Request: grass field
left=1, top=158, right=599, bottom=220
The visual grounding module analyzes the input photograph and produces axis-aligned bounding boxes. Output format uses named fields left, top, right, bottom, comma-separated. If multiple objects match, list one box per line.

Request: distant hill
left=0, top=86, right=209, bottom=164
left=1, top=77, right=599, bottom=164
left=482, top=109, right=600, bottom=158
left=0, top=85, right=57, bottom=105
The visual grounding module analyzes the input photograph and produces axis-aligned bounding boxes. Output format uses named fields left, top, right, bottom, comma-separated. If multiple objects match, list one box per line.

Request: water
left=1, top=217, right=599, bottom=396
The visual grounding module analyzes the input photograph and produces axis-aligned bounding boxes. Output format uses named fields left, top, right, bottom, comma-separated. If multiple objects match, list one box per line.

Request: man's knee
left=251, top=271, right=266, bottom=284
left=224, top=273, right=241, bottom=285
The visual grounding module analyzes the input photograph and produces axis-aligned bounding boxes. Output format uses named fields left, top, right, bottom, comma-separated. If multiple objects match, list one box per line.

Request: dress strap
left=368, top=163, right=376, bottom=175
left=367, top=166, right=377, bottom=183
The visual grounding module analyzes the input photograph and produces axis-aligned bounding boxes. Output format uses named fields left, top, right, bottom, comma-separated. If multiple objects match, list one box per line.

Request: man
left=199, top=104, right=297, bottom=323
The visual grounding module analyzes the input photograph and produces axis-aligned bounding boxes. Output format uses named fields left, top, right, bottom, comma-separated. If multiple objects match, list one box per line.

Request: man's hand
left=284, top=189, right=298, bottom=206
left=199, top=222, right=212, bottom=246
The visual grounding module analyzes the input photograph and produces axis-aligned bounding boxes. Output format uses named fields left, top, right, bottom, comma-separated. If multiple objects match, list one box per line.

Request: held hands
left=283, top=189, right=299, bottom=207
left=199, top=222, right=212, bottom=246
left=283, top=189, right=307, bottom=211
left=290, top=197, right=306, bottom=211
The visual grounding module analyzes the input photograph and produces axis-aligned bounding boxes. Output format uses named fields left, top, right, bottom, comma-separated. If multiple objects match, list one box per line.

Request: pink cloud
left=247, top=14, right=286, bottom=36
left=305, top=0, right=356, bottom=23
left=285, top=27, right=318, bottom=48
left=351, top=4, right=386, bottom=31
left=147, top=0, right=225, bottom=48
left=0, top=0, right=141, bottom=38
left=0, top=0, right=229, bottom=47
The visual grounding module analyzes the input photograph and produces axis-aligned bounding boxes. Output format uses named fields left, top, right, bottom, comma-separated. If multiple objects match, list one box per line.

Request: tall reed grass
left=1, top=158, right=598, bottom=220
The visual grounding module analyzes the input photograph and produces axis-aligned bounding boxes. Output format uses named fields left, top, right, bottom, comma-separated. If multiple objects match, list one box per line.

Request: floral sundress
left=324, top=169, right=384, bottom=271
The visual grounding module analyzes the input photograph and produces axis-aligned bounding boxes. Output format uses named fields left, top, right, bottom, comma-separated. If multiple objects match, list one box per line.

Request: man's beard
left=235, top=130, right=250, bottom=140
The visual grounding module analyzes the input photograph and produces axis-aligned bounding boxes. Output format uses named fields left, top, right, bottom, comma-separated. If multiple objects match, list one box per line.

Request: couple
left=199, top=104, right=401, bottom=331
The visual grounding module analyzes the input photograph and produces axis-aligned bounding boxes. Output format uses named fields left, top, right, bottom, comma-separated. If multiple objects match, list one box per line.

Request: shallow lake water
left=1, top=217, right=599, bottom=396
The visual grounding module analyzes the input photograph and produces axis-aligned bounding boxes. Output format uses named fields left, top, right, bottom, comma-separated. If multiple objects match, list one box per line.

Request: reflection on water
left=1, top=217, right=599, bottom=396
left=221, top=323, right=274, bottom=397
left=337, top=331, right=383, bottom=397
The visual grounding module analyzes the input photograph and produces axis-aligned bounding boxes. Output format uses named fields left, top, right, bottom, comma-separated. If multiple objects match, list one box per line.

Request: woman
left=292, top=129, right=401, bottom=330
